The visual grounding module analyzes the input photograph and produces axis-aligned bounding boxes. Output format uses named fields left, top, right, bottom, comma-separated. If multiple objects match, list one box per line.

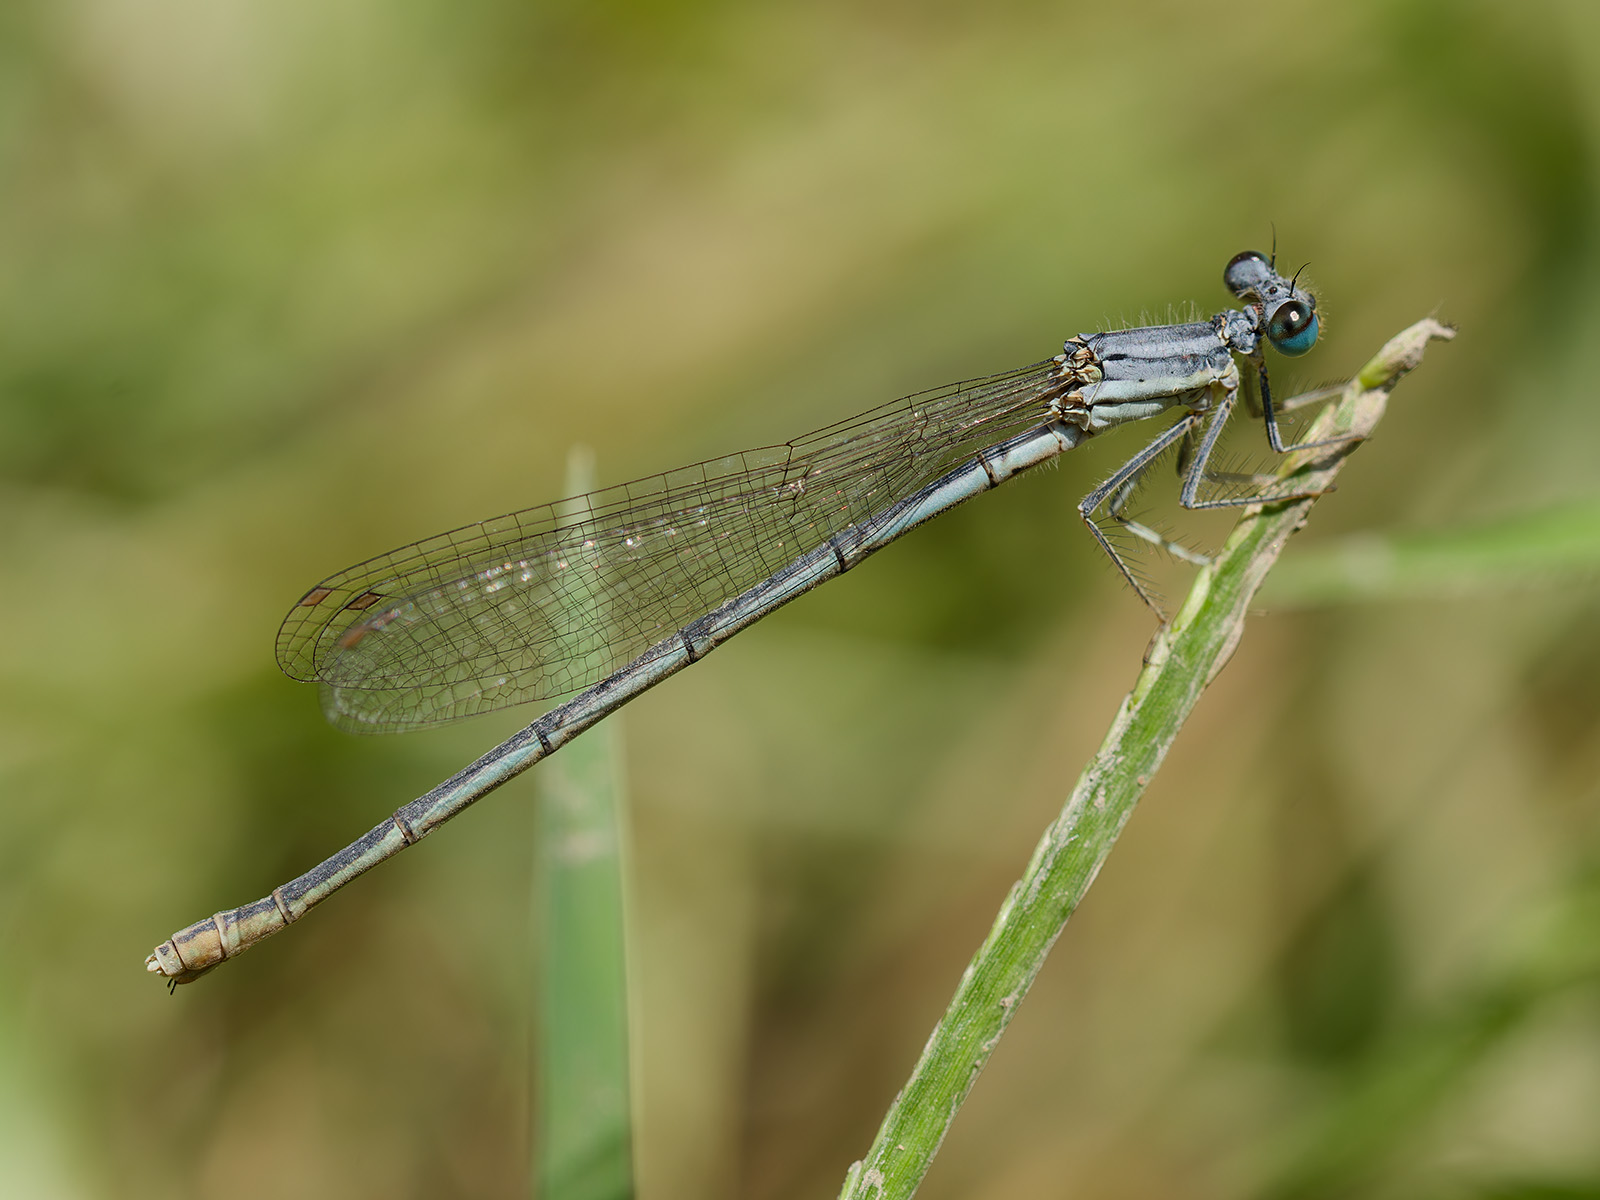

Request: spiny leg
left=1175, top=419, right=1256, bottom=484
left=1179, top=374, right=1351, bottom=501
left=1256, top=355, right=1362, bottom=456
left=1175, top=418, right=1283, bottom=494
left=1106, top=463, right=1211, bottom=566
left=1241, top=357, right=1265, bottom=420
left=1079, top=414, right=1204, bottom=613
left=1276, top=380, right=1345, bottom=414
left=1239, top=365, right=1339, bottom=420
left=1177, top=381, right=1335, bottom=513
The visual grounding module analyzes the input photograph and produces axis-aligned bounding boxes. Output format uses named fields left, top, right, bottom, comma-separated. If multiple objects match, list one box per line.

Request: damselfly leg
left=1081, top=370, right=1355, bottom=615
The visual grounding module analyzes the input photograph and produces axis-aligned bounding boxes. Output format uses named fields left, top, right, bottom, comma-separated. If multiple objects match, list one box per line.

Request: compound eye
left=1268, top=300, right=1319, bottom=356
left=1224, top=250, right=1272, bottom=298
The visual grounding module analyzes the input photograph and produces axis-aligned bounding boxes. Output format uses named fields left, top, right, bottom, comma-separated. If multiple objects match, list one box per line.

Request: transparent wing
left=277, top=360, right=1068, bottom=733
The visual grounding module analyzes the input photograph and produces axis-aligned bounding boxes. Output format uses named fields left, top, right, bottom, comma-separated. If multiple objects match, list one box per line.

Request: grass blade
left=534, top=447, right=636, bottom=1200
left=1259, top=495, right=1600, bottom=607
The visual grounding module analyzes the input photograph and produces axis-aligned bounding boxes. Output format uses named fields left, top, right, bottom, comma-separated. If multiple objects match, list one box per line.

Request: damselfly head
left=1223, top=249, right=1320, bottom=357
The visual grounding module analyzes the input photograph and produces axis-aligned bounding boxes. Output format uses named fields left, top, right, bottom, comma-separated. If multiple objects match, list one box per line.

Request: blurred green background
left=3, top=1, right=1599, bottom=1197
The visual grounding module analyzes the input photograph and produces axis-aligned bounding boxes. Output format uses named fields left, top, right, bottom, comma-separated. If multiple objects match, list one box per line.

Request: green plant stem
left=837, top=318, right=1456, bottom=1200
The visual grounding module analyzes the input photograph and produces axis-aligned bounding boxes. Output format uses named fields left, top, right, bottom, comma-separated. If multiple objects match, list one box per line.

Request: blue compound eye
left=1267, top=300, right=1319, bottom=356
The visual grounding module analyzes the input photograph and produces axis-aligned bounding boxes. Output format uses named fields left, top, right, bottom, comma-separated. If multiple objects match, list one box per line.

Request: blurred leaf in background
left=1, top=1, right=1597, bottom=1198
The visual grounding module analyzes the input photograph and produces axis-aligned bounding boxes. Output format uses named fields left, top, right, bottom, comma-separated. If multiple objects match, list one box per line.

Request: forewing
left=277, top=361, right=1066, bottom=732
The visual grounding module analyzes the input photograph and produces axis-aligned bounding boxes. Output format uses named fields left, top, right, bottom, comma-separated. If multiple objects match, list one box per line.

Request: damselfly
left=149, top=249, right=1339, bottom=984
